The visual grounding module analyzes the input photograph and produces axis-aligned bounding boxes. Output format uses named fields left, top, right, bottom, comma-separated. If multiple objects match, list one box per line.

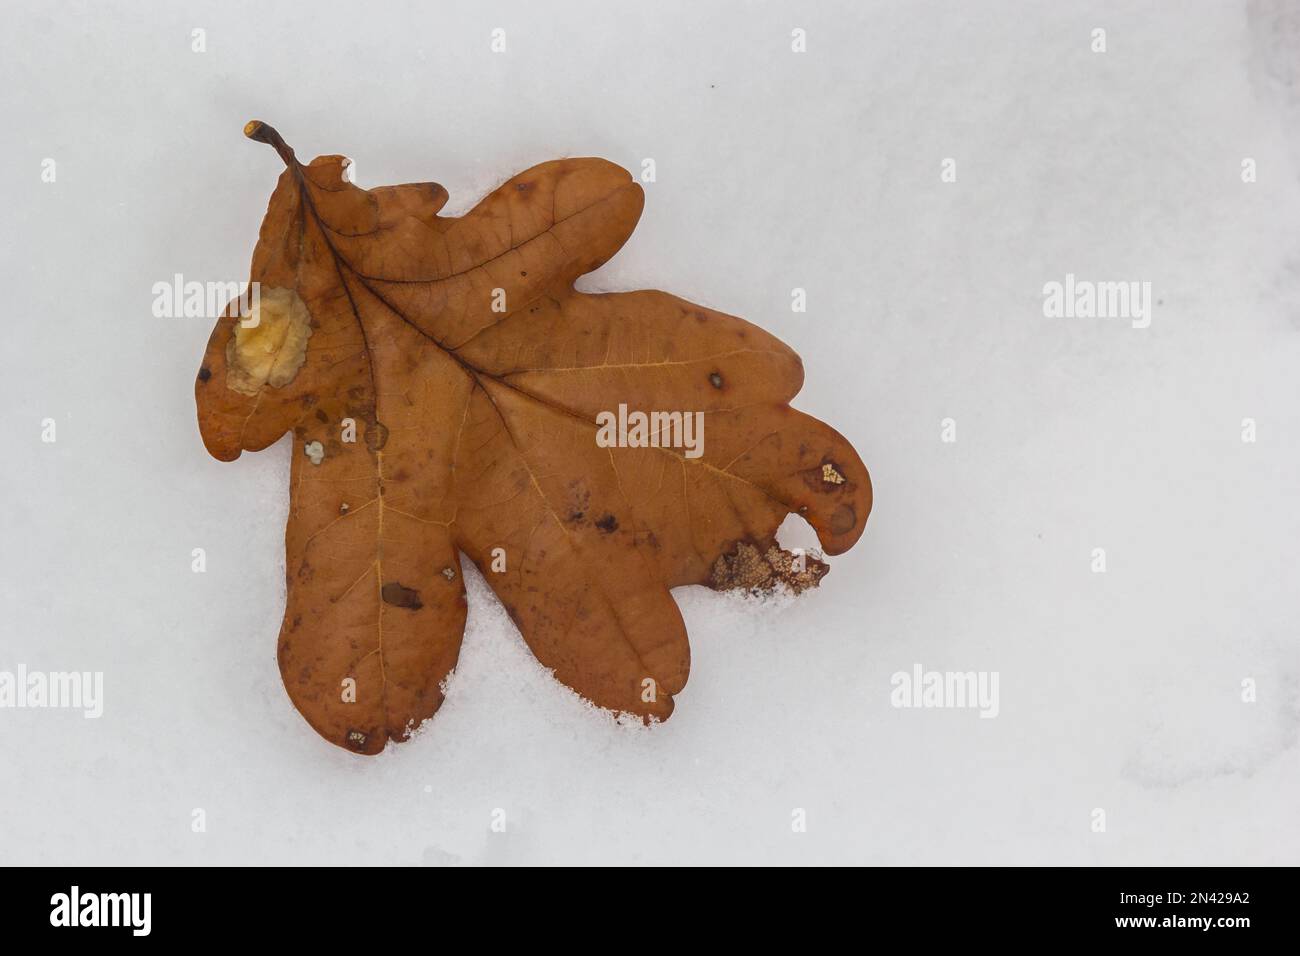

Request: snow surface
left=1, top=0, right=1298, bottom=865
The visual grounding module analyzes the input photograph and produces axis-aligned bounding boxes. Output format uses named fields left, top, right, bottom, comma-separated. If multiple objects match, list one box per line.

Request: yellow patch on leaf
left=224, top=286, right=312, bottom=396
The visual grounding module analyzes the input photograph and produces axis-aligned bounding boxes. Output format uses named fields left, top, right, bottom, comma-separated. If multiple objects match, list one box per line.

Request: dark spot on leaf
left=595, top=513, right=619, bottom=533
left=830, top=504, right=856, bottom=536
left=709, top=372, right=724, bottom=389
left=315, top=409, right=329, bottom=424
left=197, top=366, right=211, bottom=382
left=565, top=482, right=591, bottom=524
left=381, top=582, right=423, bottom=610
left=366, top=420, right=390, bottom=451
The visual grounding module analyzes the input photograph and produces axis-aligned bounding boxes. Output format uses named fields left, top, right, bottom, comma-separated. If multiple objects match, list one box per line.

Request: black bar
left=2, top=866, right=1286, bottom=942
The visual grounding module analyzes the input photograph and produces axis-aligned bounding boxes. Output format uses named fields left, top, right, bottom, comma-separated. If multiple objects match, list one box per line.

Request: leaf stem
left=243, top=120, right=296, bottom=168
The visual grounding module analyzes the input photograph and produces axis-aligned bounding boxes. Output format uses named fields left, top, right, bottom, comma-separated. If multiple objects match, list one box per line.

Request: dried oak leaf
left=195, top=122, right=872, bottom=755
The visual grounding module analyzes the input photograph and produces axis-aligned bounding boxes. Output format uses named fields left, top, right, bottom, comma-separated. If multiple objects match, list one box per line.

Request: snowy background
left=2, top=0, right=1298, bottom=865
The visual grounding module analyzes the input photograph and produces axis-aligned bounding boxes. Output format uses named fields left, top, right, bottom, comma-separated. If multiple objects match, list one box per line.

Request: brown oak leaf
left=195, top=122, right=872, bottom=754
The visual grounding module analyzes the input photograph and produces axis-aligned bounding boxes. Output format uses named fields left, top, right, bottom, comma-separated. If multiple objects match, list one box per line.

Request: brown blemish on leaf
left=801, top=460, right=851, bottom=494
left=822, top=462, right=845, bottom=485
left=197, top=366, right=211, bottom=382
left=564, top=482, right=591, bottom=525
left=381, top=582, right=423, bottom=610
left=224, top=286, right=313, bottom=396
left=710, top=541, right=829, bottom=595
left=709, top=371, right=724, bottom=388
left=595, top=513, right=619, bottom=534
left=365, top=420, right=389, bottom=452
left=830, top=504, right=857, bottom=536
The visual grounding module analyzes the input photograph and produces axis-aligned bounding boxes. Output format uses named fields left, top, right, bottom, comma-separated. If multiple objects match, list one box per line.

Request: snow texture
left=1, top=0, right=1298, bottom=865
